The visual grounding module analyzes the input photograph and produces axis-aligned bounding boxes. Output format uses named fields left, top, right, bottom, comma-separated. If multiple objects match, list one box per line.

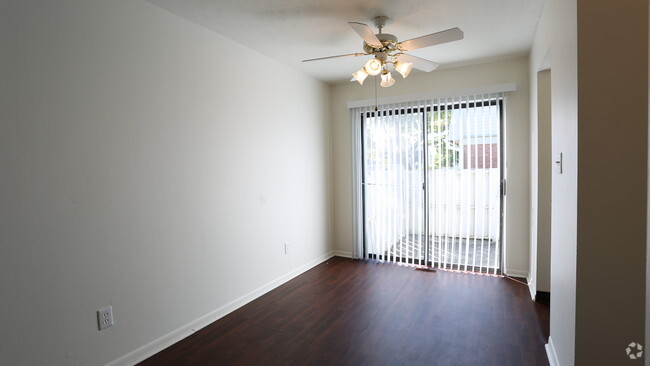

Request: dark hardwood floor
left=139, top=257, right=549, bottom=366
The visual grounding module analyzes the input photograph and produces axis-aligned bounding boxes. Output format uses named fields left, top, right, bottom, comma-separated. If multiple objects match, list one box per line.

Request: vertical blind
left=350, top=93, right=503, bottom=274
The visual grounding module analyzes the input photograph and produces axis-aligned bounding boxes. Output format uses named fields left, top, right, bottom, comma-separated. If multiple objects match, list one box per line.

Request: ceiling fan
left=302, top=16, right=464, bottom=87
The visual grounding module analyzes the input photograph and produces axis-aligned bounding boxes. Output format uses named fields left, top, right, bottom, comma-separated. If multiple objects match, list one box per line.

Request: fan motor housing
left=364, top=33, right=398, bottom=53
left=377, top=33, right=398, bottom=43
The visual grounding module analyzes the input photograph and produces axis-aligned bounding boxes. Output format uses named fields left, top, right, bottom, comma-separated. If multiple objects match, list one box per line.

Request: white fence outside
left=364, top=168, right=500, bottom=252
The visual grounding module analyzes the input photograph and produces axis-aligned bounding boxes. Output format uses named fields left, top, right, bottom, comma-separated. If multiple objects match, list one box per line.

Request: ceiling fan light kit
left=352, top=68, right=369, bottom=85
left=380, top=70, right=396, bottom=88
left=394, top=61, right=413, bottom=78
left=364, top=58, right=383, bottom=76
left=302, top=16, right=464, bottom=88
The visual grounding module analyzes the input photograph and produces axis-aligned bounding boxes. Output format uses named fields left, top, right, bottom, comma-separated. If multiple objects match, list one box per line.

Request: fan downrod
left=371, top=16, right=390, bottom=33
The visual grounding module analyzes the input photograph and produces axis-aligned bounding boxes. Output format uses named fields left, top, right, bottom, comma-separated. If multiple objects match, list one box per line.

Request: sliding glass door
left=361, top=96, right=503, bottom=274
left=362, top=105, right=425, bottom=265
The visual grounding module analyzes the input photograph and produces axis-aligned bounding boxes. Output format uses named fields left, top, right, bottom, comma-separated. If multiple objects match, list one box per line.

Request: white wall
left=528, top=0, right=551, bottom=300
left=529, top=54, right=552, bottom=297
left=0, top=1, right=331, bottom=365
left=530, top=0, right=578, bottom=364
left=331, top=57, right=531, bottom=275
left=535, top=70, right=552, bottom=293
left=530, top=1, right=573, bottom=363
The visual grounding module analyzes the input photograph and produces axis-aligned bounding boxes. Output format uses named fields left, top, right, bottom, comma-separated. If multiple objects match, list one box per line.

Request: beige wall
left=647, top=4, right=650, bottom=365
left=575, top=0, right=647, bottom=364
left=331, top=57, right=531, bottom=275
left=0, top=1, right=331, bottom=365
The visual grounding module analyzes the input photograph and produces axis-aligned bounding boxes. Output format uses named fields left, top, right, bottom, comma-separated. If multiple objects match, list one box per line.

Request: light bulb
left=364, top=59, right=382, bottom=76
left=380, top=71, right=395, bottom=87
left=351, top=68, right=369, bottom=85
left=394, top=61, right=413, bottom=78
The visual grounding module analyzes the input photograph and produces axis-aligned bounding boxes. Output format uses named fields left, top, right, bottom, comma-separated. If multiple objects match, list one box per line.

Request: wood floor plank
left=139, top=257, right=549, bottom=366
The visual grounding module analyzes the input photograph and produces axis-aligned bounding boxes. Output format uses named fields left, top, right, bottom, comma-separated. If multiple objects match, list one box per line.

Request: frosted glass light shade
left=364, top=59, right=382, bottom=76
left=352, top=68, right=369, bottom=85
left=394, top=61, right=413, bottom=78
left=380, top=71, right=395, bottom=87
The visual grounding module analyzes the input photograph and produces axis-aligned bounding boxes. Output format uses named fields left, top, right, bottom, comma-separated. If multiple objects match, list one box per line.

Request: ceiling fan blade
left=395, top=54, right=439, bottom=72
left=399, top=27, right=464, bottom=51
left=302, top=53, right=366, bottom=62
left=348, top=22, right=383, bottom=48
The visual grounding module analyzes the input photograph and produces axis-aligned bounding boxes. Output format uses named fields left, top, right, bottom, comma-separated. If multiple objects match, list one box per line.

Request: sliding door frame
left=360, top=99, right=505, bottom=274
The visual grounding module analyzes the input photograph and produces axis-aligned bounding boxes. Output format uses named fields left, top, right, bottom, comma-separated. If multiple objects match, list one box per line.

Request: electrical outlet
left=284, top=243, right=289, bottom=254
left=97, top=306, right=114, bottom=330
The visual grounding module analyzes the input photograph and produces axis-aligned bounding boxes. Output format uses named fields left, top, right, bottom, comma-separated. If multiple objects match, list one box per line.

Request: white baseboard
left=545, top=336, right=560, bottom=366
left=106, top=251, right=335, bottom=366
left=332, top=250, right=353, bottom=258
left=527, top=276, right=536, bottom=300
left=505, top=269, right=529, bottom=278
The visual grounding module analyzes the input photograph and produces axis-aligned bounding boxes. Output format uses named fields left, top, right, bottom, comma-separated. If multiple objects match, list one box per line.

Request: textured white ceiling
left=148, top=0, right=545, bottom=83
